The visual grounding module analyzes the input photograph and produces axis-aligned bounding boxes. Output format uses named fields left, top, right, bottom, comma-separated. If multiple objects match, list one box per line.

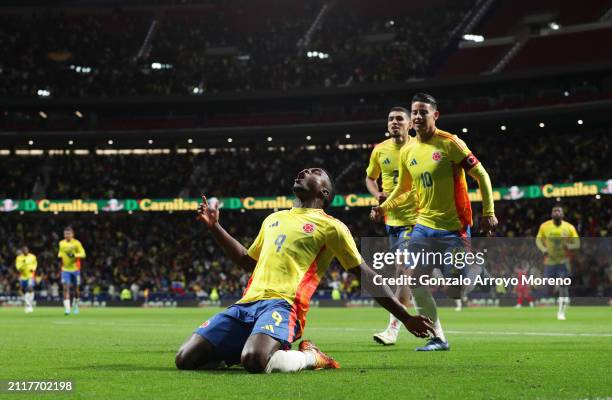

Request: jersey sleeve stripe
left=436, top=131, right=468, bottom=150
left=452, top=164, right=473, bottom=229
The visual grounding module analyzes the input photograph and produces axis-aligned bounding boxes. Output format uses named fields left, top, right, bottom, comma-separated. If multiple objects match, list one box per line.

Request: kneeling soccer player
left=175, top=168, right=434, bottom=373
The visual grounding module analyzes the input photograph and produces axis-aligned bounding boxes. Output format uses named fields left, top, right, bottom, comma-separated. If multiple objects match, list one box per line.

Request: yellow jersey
left=58, top=239, right=86, bottom=271
left=366, top=138, right=417, bottom=226
left=383, top=129, right=487, bottom=231
left=536, top=220, right=580, bottom=265
left=16, top=253, right=37, bottom=279
left=241, top=207, right=362, bottom=332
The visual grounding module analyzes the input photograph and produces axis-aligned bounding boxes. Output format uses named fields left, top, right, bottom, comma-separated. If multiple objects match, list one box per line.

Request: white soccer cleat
left=373, top=329, right=399, bottom=345
left=557, top=312, right=566, bottom=321
left=25, top=306, right=33, bottom=313
left=514, top=304, right=522, bottom=308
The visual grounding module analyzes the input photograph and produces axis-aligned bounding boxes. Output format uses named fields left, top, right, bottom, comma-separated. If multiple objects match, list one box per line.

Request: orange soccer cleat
left=298, top=340, right=340, bottom=370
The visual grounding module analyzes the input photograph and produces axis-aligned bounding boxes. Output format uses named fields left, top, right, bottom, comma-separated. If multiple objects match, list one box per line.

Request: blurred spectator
left=1, top=128, right=609, bottom=199
left=0, top=196, right=609, bottom=300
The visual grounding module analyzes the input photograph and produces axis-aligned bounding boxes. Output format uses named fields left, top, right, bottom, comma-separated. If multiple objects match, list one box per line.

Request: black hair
left=411, top=93, right=438, bottom=110
left=389, top=106, right=410, bottom=115
left=320, top=168, right=335, bottom=208
left=64, top=226, right=74, bottom=231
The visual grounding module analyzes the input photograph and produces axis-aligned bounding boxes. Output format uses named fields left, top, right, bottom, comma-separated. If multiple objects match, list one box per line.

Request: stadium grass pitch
left=1, top=306, right=610, bottom=400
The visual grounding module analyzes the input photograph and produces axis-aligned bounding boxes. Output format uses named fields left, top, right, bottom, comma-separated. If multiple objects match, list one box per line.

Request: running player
left=16, top=246, right=37, bottom=313
left=58, top=226, right=86, bottom=315
left=536, top=205, right=580, bottom=320
left=366, top=106, right=417, bottom=345
left=175, top=168, right=434, bottom=373
left=372, top=93, right=498, bottom=351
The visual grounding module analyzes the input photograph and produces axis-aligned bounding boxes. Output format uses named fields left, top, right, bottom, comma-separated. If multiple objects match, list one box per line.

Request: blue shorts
left=20, top=278, right=35, bottom=290
left=194, top=299, right=300, bottom=365
left=61, top=270, right=81, bottom=286
left=385, top=225, right=414, bottom=251
left=544, top=264, right=569, bottom=280
left=409, top=223, right=471, bottom=277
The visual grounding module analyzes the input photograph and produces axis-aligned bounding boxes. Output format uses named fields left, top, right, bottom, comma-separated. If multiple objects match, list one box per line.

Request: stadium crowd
left=1, top=128, right=610, bottom=199
left=0, top=0, right=474, bottom=98
left=0, top=197, right=610, bottom=301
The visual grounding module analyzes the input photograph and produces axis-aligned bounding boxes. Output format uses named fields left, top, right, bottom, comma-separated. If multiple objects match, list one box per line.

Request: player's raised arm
left=196, top=195, right=257, bottom=270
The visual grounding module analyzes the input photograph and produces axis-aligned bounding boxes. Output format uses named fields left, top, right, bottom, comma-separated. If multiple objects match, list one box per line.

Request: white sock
left=559, top=297, right=569, bottom=314
left=454, top=299, right=462, bottom=309
left=388, top=311, right=402, bottom=333
left=23, top=294, right=29, bottom=308
left=264, top=350, right=316, bottom=373
left=412, top=286, right=446, bottom=342
left=25, top=292, right=34, bottom=307
left=73, top=298, right=79, bottom=308
left=63, top=299, right=71, bottom=313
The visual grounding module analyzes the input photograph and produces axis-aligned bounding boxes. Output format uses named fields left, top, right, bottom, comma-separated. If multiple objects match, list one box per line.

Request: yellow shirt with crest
left=366, top=138, right=417, bottom=227
left=58, top=239, right=86, bottom=271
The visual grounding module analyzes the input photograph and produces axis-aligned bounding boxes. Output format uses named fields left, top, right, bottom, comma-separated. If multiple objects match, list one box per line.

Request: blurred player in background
left=175, top=168, right=434, bottom=373
left=514, top=263, right=534, bottom=308
left=536, top=205, right=580, bottom=320
left=366, top=106, right=417, bottom=345
left=15, top=246, right=37, bottom=313
left=58, top=226, right=86, bottom=315
left=373, top=93, right=497, bottom=351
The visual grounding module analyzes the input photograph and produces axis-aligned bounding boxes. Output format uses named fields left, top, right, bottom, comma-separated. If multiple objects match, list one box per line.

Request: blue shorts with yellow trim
left=408, top=223, right=472, bottom=277
left=20, top=278, right=35, bottom=290
left=544, top=263, right=570, bottom=280
left=61, top=270, right=81, bottom=286
left=385, top=224, right=414, bottom=251
left=194, top=299, right=299, bottom=366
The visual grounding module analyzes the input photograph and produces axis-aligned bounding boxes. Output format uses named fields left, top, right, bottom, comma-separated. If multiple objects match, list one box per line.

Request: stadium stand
left=503, top=26, right=612, bottom=72
left=1, top=128, right=610, bottom=198
left=1, top=0, right=610, bottom=303
left=1, top=197, right=610, bottom=300
left=436, top=40, right=512, bottom=76
left=475, top=0, right=611, bottom=37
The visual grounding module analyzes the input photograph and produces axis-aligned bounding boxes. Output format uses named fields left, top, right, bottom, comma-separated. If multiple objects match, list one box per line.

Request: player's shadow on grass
left=65, top=364, right=175, bottom=372
left=65, top=364, right=246, bottom=374
left=331, top=347, right=399, bottom=354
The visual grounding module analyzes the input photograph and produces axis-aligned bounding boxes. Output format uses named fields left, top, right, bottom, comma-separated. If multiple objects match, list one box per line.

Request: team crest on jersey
left=200, top=320, right=210, bottom=328
left=432, top=151, right=442, bottom=162
left=302, top=223, right=316, bottom=234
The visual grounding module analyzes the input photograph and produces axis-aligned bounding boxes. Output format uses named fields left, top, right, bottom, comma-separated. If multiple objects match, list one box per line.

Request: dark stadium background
left=1, top=0, right=611, bottom=305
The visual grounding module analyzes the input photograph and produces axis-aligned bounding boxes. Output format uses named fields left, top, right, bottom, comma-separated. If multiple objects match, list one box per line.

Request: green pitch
left=1, top=306, right=611, bottom=400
